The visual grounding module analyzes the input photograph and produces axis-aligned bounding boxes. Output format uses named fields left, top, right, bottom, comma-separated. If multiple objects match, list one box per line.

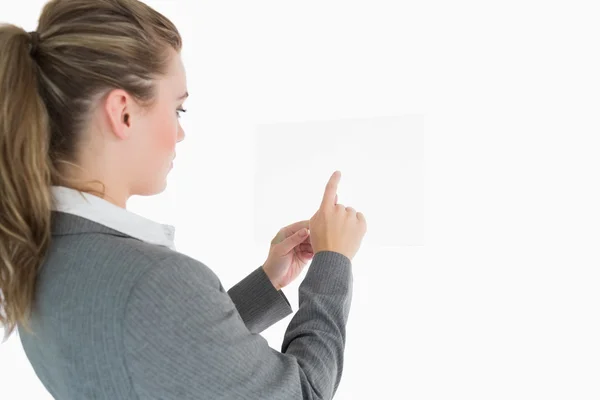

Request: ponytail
left=0, top=25, right=53, bottom=342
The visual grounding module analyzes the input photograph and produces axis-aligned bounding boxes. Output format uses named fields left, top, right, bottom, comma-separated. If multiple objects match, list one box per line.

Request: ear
left=105, top=88, right=133, bottom=140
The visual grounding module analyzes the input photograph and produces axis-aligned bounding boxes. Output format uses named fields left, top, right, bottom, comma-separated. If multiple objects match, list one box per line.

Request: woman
left=0, top=0, right=367, bottom=399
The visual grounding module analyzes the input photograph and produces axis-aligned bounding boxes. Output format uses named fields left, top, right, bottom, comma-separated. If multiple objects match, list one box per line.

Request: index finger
left=320, top=170, right=341, bottom=210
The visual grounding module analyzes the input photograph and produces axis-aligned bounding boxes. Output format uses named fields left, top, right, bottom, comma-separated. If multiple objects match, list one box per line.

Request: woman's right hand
left=308, top=170, right=367, bottom=261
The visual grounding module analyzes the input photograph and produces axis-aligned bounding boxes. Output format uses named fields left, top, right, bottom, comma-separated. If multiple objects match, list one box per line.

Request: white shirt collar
left=50, top=185, right=176, bottom=251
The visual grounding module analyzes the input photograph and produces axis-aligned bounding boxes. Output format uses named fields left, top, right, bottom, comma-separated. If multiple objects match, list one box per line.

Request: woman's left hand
left=262, top=220, right=314, bottom=290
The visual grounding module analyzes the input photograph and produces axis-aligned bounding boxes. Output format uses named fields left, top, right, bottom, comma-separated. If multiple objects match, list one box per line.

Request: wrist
left=262, top=265, right=281, bottom=290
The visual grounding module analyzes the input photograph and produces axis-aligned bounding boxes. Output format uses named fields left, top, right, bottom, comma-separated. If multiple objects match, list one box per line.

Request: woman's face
left=127, top=49, right=187, bottom=196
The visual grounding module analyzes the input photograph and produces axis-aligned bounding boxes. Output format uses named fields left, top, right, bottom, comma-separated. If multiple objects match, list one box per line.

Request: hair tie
left=28, top=31, right=40, bottom=57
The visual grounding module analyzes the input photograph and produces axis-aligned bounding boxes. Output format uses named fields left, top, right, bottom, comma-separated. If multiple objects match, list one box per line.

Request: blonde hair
left=0, top=0, right=182, bottom=342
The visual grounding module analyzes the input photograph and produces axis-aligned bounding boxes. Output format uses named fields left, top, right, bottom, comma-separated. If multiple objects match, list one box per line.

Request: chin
left=133, top=176, right=169, bottom=196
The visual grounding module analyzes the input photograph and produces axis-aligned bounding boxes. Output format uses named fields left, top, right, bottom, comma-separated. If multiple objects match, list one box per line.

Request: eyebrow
left=178, top=91, right=189, bottom=100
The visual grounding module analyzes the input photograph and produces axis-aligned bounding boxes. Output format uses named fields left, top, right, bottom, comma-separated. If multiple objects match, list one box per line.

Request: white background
left=1, top=1, right=599, bottom=399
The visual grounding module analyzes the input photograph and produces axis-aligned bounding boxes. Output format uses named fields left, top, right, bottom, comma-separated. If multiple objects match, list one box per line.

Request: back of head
left=0, top=0, right=182, bottom=342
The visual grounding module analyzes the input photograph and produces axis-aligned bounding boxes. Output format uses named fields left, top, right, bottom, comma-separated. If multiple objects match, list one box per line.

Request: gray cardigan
left=18, top=211, right=353, bottom=399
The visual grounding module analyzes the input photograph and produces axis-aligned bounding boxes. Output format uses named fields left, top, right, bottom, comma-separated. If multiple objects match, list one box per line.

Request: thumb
left=277, top=229, right=309, bottom=255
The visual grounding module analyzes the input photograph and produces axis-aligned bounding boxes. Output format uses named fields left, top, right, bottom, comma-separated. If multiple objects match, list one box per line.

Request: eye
left=176, top=108, right=187, bottom=119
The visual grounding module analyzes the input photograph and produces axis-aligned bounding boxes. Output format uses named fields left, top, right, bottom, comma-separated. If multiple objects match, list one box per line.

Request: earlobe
left=115, top=112, right=130, bottom=140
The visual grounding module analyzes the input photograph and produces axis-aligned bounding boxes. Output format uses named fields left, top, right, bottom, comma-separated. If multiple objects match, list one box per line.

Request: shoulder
left=45, top=232, right=221, bottom=301
left=127, top=244, right=221, bottom=294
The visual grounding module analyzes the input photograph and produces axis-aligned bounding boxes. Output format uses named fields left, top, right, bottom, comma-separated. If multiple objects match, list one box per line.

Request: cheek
left=157, top=116, right=178, bottom=153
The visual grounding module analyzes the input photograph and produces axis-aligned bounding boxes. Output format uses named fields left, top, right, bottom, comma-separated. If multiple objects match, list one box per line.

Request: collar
left=50, top=186, right=176, bottom=251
